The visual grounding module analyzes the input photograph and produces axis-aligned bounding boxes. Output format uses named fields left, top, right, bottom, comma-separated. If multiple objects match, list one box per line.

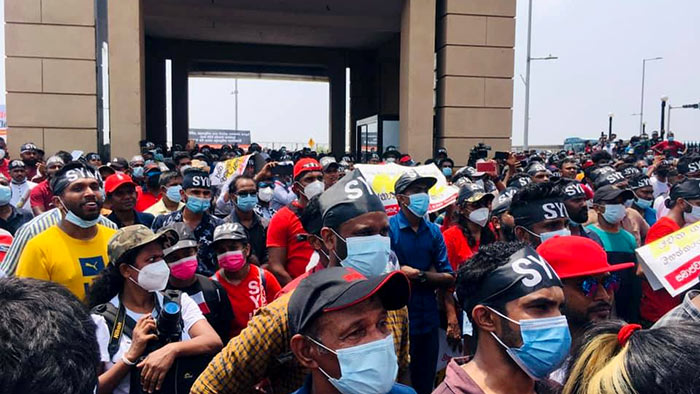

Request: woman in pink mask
left=164, top=222, right=234, bottom=343
left=212, top=222, right=281, bottom=338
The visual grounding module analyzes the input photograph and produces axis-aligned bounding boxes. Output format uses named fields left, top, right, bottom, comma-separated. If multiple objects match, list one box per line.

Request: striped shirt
left=0, top=208, right=118, bottom=277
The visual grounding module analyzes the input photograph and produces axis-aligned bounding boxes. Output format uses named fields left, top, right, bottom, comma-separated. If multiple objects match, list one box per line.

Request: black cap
left=457, top=183, right=494, bottom=205
left=628, top=174, right=651, bottom=190
left=393, top=170, right=437, bottom=195
left=669, top=179, right=700, bottom=201
left=620, top=166, right=641, bottom=178
left=492, top=187, right=518, bottom=216
left=677, top=155, right=700, bottom=175
left=319, top=169, right=385, bottom=230
left=110, top=157, right=129, bottom=171
left=319, top=156, right=339, bottom=172
left=288, top=267, right=410, bottom=335
left=163, top=222, right=198, bottom=256
left=20, top=143, right=38, bottom=153
left=8, top=160, right=25, bottom=170
left=593, top=185, right=635, bottom=204
left=86, top=152, right=101, bottom=162
left=213, top=222, right=248, bottom=243
left=593, top=171, right=626, bottom=189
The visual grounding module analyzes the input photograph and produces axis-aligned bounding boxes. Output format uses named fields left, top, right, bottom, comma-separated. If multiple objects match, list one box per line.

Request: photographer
left=87, top=225, right=222, bottom=394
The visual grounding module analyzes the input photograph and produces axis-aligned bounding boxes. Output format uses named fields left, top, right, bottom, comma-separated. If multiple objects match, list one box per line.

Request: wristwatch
left=417, top=271, right=428, bottom=284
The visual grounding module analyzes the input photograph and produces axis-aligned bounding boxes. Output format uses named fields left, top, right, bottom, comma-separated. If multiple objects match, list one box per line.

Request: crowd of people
left=1, top=131, right=700, bottom=394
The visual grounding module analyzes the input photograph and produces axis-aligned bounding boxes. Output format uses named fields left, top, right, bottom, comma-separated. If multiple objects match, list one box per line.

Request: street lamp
left=660, top=96, right=669, bottom=136
left=639, top=57, right=663, bottom=134
left=668, top=101, right=700, bottom=132
left=608, top=113, right=614, bottom=140
left=522, top=0, right=558, bottom=151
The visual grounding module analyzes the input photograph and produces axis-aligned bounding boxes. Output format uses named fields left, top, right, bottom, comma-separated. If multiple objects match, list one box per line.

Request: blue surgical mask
left=0, top=185, right=11, bottom=205
left=131, top=166, right=144, bottom=178
left=333, top=231, right=392, bottom=277
left=668, top=137, right=674, bottom=142
left=602, top=204, right=626, bottom=224
left=405, top=192, right=430, bottom=217
left=488, top=307, right=571, bottom=380
left=236, top=194, right=258, bottom=212
left=442, top=167, right=453, bottom=177
left=166, top=185, right=182, bottom=203
left=59, top=199, right=100, bottom=228
left=634, top=196, right=652, bottom=209
left=186, top=195, right=210, bottom=213
left=308, top=334, right=398, bottom=394
left=624, top=199, right=634, bottom=209
left=521, top=226, right=571, bottom=244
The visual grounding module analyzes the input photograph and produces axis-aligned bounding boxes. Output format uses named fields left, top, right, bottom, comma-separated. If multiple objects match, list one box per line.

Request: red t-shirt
left=266, top=202, right=314, bottom=278
left=135, top=187, right=160, bottom=212
left=652, top=140, right=685, bottom=157
left=640, top=216, right=683, bottom=322
left=275, top=260, right=325, bottom=300
left=442, top=225, right=478, bottom=272
left=214, top=265, right=281, bottom=338
left=0, top=159, right=9, bottom=179
left=29, top=180, right=54, bottom=211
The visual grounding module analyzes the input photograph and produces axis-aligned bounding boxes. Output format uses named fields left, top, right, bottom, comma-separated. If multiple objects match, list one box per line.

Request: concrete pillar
left=4, top=0, right=97, bottom=156
left=108, top=0, right=145, bottom=159
left=436, top=0, right=516, bottom=165
left=171, top=58, right=189, bottom=147
left=399, top=0, right=436, bottom=162
left=328, top=60, right=347, bottom=155
left=145, top=47, right=166, bottom=145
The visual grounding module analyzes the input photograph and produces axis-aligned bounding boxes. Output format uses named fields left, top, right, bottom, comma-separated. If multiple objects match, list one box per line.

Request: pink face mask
left=168, top=256, right=198, bottom=280
left=218, top=250, right=246, bottom=271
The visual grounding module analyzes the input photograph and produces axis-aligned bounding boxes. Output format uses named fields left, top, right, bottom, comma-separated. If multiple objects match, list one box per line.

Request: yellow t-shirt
left=16, top=224, right=117, bottom=300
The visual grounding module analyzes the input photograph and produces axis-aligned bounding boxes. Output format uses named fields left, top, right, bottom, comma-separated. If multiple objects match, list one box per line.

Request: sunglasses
left=578, top=273, right=620, bottom=298
left=236, top=191, right=257, bottom=198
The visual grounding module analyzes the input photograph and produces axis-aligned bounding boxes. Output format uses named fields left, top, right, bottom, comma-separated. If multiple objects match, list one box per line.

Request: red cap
left=104, top=173, right=136, bottom=194
left=293, top=158, right=322, bottom=180
left=0, top=230, right=13, bottom=263
left=536, top=236, right=635, bottom=279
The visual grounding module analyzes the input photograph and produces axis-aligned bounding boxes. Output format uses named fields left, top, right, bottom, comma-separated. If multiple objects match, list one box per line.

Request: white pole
left=523, top=0, right=533, bottom=151
left=234, top=78, right=239, bottom=131
left=639, top=60, right=646, bottom=134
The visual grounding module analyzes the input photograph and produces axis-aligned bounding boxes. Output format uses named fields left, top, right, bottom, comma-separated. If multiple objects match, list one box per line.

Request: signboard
left=210, top=154, right=253, bottom=186
left=189, top=129, right=251, bottom=145
left=354, top=163, right=458, bottom=216
left=636, top=221, right=700, bottom=297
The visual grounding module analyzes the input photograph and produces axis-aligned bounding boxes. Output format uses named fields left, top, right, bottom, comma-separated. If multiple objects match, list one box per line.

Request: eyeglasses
left=578, top=274, right=620, bottom=298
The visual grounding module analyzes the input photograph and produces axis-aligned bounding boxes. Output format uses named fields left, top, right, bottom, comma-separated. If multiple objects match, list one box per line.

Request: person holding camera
left=87, top=225, right=222, bottom=394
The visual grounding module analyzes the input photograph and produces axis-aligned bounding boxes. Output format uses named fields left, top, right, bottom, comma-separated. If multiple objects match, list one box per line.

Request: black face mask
left=23, top=158, right=37, bottom=166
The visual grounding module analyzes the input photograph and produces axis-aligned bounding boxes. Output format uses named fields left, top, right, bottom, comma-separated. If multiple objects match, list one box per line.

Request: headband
left=51, top=166, right=99, bottom=195
left=511, top=198, right=569, bottom=228
left=466, top=246, right=562, bottom=313
left=182, top=170, right=211, bottom=190
left=320, top=169, right=385, bottom=230
left=560, top=182, right=586, bottom=201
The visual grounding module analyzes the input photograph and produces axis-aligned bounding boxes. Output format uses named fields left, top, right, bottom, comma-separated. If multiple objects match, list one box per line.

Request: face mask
left=131, top=166, right=144, bottom=178
left=258, top=187, right=274, bottom=202
left=624, top=199, right=634, bottom=209
left=641, top=167, right=648, bottom=174
left=59, top=199, right=100, bottom=228
left=334, top=231, right=392, bottom=277
left=442, top=167, right=453, bottom=177
left=405, top=192, right=430, bottom=217
left=302, top=180, right=325, bottom=199
left=684, top=202, right=700, bottom=224
left=488, top=307, right=571, bottom=380
left=634, top=196, right=653, bottom=210
left=129, top=260, right=170, bottom=292
left=521, top=226, right=571, bottom=244
left=0, top=149, right=5, bottom=160
left=218, top=250, right=246, bottom=271
left=168, top=256, right=198, bottom=280
left=602, top=204, right=626, bottom=224
left=236, top=194, right=258, bottom=212
left=186, top=195, right=210, bottom=213
left=0, top=185, right=11, bottom=206
left=668, top=137, right=674, bottom=142
left=468, top=207, right=490, bottom=227
left=308, top=334, right=398, bottom=394
left=166, top=185, right=182, bottom=203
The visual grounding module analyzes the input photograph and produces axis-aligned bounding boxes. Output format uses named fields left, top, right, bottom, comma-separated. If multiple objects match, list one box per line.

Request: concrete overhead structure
left=4, top=0, right=516, bottom=164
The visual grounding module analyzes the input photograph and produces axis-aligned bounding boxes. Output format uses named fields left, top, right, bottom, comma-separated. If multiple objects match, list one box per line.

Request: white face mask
left=684, top=202, right=700, bottom=225
left=258, top=186, right=274, bottom=202
left=129, top=260, right=170, bottom=292
left=468, top=207, right=490, bottom=227
left=302, top=180, right=325, bottom=199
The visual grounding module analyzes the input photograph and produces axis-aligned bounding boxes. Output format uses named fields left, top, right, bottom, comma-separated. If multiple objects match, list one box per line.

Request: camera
left=468, top=143, right=491, bottom=167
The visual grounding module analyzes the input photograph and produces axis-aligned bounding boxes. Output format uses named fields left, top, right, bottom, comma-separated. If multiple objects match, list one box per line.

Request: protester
left=0, top=277, right=101, bottom=394
left=320, top=155, right=341, bottom=189
left=144, top=170, right=185, bottom=216
left=555, top=179, right=602, bottom=244
left=253, top=179, right=277, bottom=219
left=152, top=168, right=224, bottom=276
left=224, top=175, right=269, bottom=265
left=266, top=158, right=323, bottom=285
left=87, top=225, right=222, bottom=394
left=135, top=163, right=162, bottom=211
left=288, top=267, right=415, bottom=394
left=86, top=152, right=103, bottom=167
left=16, top=162, right=116, bottom=299
left=652, top=131, right=686, bottom=157
left=559, top=157, right=578, bottom=179
left=511, top=182, right=570, bottom=247
left=19, top=142, right=40, bottom=179
left=8, top=159, right=36, bottom=215
left=434, top=241, right=567, bottom=394
left=390, top=170, right=455, bottom=394
left=29, top=155, right=64, bottom=215
left=489, top=187, right=517, bottom=242
left=105, top=173, right=155, bottom=228
left=628, top=173, right=657, bottom=226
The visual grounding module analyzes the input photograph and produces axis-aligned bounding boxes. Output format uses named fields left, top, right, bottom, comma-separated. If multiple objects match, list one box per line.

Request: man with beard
left=556, top=179, right=603, bottom=245
left=16, top=162, right=116, bottom=300
left=19, top=143, right=40, bottom=179
left=489, top=187, right=516, bottom=242
left=536, top=236, right=633, bottom=383
left=8, top=160, right=36, bottom=215
left=29, top=155, right=64, bottom=215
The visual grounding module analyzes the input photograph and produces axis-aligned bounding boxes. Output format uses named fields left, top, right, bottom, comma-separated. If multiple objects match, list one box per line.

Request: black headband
left=561, top=182, right=586, bottom=201
left=511, top=198, right=569, bottom=227
left=182, top=171, right=211, bottom=190
left=466, top=246, right=562, bottom=313
left=51, top=166, right=99, bottom=195
left=320, top=169, right=385, bottom=230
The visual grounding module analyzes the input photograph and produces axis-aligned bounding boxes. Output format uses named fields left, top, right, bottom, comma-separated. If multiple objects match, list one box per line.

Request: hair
left=54, top=150, right=74, bottom=166
left=85, top=246, right=143, bottom=309
left=228, top=174, right=256, bottom=195
left=173, top=151, right=191, bottom=164
left=159, top=170, right=181, bottom=188
left=563, top=320, right=700, bottom=394
left=0, top=277, right=100, bottom=394
left=455, top=201, right=496, bottom=248
left=559, top=157, right=577, bottom=169
left=591, top=150, right=612, bottom=165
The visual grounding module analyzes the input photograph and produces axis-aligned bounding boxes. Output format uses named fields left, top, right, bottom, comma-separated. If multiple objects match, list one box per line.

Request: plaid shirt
left=191, top=291, right=411, bottom=394
left=653, top=290, right=700, bottom=328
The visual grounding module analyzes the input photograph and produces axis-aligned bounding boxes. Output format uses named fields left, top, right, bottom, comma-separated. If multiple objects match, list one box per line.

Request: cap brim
left=324, top=271, right=411, bottom=313
left=465, top=192, right=494, bottom=204
left=213, top=234, right=248, bottom=243
left=559, top=262, right=636, bottom=279
left=164, top=239, right=198, bottom=256
left=408, top=176, right=438, bottom=191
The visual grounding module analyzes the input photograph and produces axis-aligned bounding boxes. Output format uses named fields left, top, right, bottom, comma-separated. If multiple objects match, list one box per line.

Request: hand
left=137, top=343, right=178, bottom=393
left=36, top=162, right=46, bottom=177
left=400, top=266, right=420, bottom=280
left=505, top=153, right=518, bottom=168
left=446, top=320, right=462, bottom=353
left=256, top=161, right=277, bottom=180
left=124, top=315, right=157, bottom=362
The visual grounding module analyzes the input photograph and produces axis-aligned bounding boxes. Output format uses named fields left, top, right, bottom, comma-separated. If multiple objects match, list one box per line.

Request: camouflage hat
left=162, top=222, right=198, bottom=256
left=213, top=222, right=248, bottom=244
left=108, top=224, right=178, bottom=264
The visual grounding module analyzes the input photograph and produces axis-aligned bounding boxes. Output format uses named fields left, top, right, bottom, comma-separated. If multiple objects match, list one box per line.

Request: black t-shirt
left=167, top=274, right=234, bottom=343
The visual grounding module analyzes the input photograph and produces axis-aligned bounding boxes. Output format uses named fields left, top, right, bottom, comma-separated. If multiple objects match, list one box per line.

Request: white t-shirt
left=92, top=292, right=205, bottom=394
left=650, top=175, right=669, bottom=199
left=10, top=180, right=36, bottom=215
left=654, top=194, right=670, bottom=221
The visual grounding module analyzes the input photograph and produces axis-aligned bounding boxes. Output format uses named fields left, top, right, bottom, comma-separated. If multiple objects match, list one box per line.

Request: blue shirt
left=642, top=206, right=657, bottom=227
left=292, top=375, right=416, bottom=394
left=389, top=210, right=452, bottom=335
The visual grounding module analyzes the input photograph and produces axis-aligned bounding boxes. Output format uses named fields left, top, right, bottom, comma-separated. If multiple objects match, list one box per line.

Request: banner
left=189, top=129, right=251, bottom=145
left=636, top=221, right=700, bottom=297
left=355, top=163, right=458, bottom=216
left=210, top=154, right=253, bottom=186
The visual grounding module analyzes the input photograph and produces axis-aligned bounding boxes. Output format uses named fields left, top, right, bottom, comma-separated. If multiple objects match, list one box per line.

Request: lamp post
left=668, top=101, right=700, bottom=132
left=608, top=113, right=614, bottom=140
left=522, top=0, right=557, bottom=151
left=660, top=96, right=669, bottom=136
left=639, top=57, right=663, bottom=134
